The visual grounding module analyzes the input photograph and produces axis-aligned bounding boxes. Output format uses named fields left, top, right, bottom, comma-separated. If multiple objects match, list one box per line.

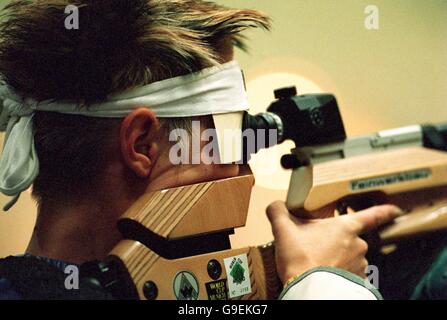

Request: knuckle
left=358, top=240, right=369, bottom=255
left=362, top=258, right=369, bottom=269
left=342, top=217, right=361, bottom=233
left=378, top=205, right=392, bottom=217
left=368, top=206, right=385, bottom=218
left=376, top=204, right=398, bottom=217
left=367, top=206, right=390, bottom=227
left=266, top=201, right=284, bottom=214
left=342, top=238, right=351, bottom=249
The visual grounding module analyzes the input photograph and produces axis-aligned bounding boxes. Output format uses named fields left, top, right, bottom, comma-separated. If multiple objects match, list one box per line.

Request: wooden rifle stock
left=108, top=174, right=282, bottom=300
left=107, top=146, right=447, bottom=300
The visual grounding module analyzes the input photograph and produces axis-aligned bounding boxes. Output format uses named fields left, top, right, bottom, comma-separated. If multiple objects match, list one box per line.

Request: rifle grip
left=250, top=243, right=283, bottom=299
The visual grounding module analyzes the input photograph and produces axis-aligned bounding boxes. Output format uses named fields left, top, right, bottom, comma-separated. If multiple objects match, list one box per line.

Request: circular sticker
left=173, top=271, right=199, bottom=300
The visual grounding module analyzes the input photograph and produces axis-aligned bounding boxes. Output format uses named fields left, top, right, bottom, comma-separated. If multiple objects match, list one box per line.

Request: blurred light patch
left=246, top=72, right=323, bottom=190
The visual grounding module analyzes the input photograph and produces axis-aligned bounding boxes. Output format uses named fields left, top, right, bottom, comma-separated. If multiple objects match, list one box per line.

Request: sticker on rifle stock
left=223, top=254, right=252, bottom=298
left=205, top=279, right=228, bottom=300
left=173, top=271, right=199, bottom=300
left=350, top=169, right=431, bottom=191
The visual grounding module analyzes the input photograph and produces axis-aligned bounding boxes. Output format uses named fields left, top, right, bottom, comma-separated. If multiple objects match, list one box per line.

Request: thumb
left=266, top=201, right=295, bottom=237
left=350, top=204, right=402, bottom=234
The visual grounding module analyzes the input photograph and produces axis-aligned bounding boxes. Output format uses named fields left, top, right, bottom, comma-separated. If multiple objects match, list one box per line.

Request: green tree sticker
left=224, top=254, right=252, bottom=298
left=230, top=260, right=246, bottom=285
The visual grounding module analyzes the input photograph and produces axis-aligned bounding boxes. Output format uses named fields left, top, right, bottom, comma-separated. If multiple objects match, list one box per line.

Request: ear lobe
left=120, top=108, right=160, bottom=178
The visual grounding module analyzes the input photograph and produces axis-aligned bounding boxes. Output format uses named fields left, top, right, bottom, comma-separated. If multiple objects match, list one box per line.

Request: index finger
left=350, top=205, right=402, bottom=234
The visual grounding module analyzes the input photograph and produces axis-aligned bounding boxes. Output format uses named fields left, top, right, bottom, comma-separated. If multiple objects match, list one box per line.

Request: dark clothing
left=412, top=244, right=447, bottom=300
left=371, top=232, right=447, bottom=300
left=0, top=255, right=112, bottom=300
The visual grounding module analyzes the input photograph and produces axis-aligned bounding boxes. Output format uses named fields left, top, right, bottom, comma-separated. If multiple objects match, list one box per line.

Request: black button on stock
left=207, top=259, right=222, bottom=280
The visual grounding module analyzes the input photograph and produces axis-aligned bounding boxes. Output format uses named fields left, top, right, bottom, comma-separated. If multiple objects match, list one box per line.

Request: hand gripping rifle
left=82, top=87, right=447, bottom=300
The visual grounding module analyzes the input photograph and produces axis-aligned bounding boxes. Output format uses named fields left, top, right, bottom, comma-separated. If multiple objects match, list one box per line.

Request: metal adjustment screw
left=207, top=259, right=222, bottom=280
left=143, top=281, right=158, bottom=300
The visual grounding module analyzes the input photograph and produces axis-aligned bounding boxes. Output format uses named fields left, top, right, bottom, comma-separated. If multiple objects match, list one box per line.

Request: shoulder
left=0, top=255, right=113, bottom=300
left=0, top=255, right=68, bottom=299
left=0, top=277, right=21, bottom=299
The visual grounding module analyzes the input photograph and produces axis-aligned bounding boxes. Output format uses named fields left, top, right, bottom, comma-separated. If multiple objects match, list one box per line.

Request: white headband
left=0, top=60, right=249, bottom=210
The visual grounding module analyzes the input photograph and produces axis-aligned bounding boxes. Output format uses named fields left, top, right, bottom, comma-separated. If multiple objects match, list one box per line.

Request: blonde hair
left=0, top=0, right=270, bottom=202
left=0, top=0, right=270, bottom=103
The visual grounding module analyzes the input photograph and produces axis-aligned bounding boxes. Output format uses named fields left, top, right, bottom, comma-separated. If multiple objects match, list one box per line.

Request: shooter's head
left=0, top=0, right=270, bottom=214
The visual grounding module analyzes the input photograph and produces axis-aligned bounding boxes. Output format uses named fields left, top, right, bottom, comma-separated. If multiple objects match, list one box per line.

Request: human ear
left=120, top=108, right=160, bottom=178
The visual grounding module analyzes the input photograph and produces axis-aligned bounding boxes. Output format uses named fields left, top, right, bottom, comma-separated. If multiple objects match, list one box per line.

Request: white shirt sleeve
left=279, top=267, right=382, bottom=300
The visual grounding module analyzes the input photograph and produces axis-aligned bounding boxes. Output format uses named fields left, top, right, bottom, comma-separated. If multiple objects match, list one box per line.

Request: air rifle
left=84, top=87, right=447, bottom=300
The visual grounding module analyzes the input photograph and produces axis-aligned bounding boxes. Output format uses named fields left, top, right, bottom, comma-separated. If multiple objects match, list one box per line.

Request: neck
left=26, top=198, right=123, bottom=264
